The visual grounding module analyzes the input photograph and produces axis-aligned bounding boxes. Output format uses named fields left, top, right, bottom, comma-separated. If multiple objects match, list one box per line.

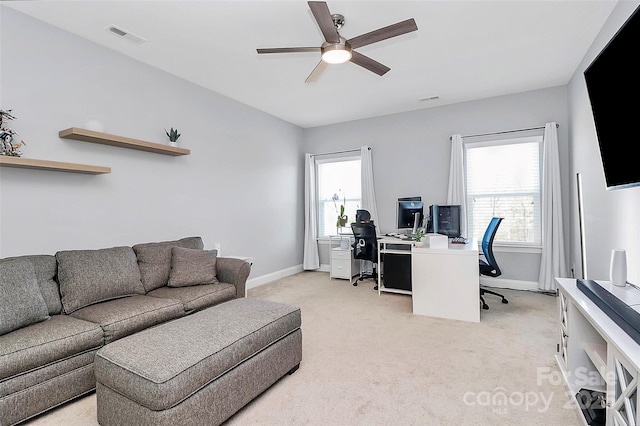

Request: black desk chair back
left=355, top=209, right=371, bottom=223
left=479, top=217, right=509, bottom=309
left=351, top=221, right=378, bottom=289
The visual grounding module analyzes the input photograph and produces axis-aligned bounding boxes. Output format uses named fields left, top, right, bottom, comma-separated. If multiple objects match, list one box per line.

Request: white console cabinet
left=555, top=278, right=640, bottom=425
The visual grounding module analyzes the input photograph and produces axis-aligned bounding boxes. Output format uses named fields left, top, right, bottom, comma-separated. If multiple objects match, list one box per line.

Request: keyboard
left=451, top=236, right=469, bottom=244
left=385, top=232, right=410, bottom=240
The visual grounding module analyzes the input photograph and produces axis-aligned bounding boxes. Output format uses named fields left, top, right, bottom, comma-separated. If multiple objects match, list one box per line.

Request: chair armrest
left=216, top=257, right=251, bottom=298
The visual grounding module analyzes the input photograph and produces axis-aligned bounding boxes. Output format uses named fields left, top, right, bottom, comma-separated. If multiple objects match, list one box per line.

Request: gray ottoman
left=94, top=297, right=302, bottom=426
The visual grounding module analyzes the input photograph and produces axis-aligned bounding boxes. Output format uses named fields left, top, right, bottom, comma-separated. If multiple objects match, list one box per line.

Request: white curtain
left=446, top=134, right=467, bottom=236
left=538, top=122, right=568, bottom=291
left=360, top=146, right=379, bottom=274
left=361, top=146, right=380, bottom=230
left=303, top=153, right=320, bottom=270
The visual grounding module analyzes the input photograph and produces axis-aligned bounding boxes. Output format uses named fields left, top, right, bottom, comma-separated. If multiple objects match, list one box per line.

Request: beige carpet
left=25, top=271, right=580, bottom=425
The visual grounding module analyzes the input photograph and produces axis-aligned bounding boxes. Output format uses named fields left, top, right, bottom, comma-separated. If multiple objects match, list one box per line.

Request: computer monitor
left=427, top=205, right=461, bottom=237
left=397, top=197, right=423, bottom=231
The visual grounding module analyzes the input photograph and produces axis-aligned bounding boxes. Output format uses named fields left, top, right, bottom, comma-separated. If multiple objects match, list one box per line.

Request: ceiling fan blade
left=305, top=60, right=329, bottom=83
left=350, top=51, right=390, bottom=76
left=257, top=47, right=321, bottom=54
left=308, top=1, right=340, bottom=43
left=347, top=18, right=418, bottom=49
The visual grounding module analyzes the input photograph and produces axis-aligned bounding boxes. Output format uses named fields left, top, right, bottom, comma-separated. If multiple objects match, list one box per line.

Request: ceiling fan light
left=321, top=46, right=352, bottom=64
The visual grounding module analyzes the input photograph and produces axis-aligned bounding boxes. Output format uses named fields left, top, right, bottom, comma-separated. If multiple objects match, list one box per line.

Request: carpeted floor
left=25, top=271, right=580, bottom=425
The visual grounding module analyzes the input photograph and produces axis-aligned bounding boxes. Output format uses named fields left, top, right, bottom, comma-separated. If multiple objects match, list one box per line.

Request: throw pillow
left=168, top=247, right=219, bottom=287
left=133, top=237, right=204, bottom=292
left=0, top=258, right=50, bottom=336
left=56, top=246, right=146, bottom=314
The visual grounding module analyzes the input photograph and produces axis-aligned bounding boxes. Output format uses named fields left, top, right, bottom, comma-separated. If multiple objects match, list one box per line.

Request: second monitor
left=427, top=204, right=462, bottom=238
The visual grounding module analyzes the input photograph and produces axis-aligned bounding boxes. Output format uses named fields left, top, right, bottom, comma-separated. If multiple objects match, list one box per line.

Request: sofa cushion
left=2, top=255, right=62, bottom=315
left=168, top=247, right=219, bottom=287
left=147, top=282, right=236, bottom=314
left=0, top=258, right=50, bottom=336
left=56, top=246, right=146, bottom=314
left=0, top=314, right=103, bottom=381
left=70, top=295, right=185, bottom=344
left=132, top=237, right=204, bottom=292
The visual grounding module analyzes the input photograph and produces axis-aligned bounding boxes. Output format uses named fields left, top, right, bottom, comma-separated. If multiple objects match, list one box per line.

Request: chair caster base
left=353, top=282, right=358, bottom=286
left=502, top=299, right=509, bottom=304
left=482, top=304, right=489, bottom=310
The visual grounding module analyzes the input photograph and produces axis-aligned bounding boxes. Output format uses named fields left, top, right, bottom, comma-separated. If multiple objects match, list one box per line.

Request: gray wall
left=304, top=87, right=570, bottom=284
left=0, top=6, right=305, bottom=281
left=5, top=2, right=637, bottom=289
left=567, top=1, right=640, bottom=284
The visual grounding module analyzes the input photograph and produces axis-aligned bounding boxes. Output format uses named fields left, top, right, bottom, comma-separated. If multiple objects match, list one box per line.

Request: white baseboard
left=480, top=276, right=539, bottom=292
left=247, top=265, right=541, bottom=294
left=246, top=264, right=304, bottom=291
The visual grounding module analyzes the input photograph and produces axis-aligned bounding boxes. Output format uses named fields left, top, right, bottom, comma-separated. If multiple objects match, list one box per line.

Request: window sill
left=491, top=243, right=542, bottom=254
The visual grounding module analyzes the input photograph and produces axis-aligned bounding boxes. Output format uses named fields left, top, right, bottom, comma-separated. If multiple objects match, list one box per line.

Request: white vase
left=169, top=141, right=178, bottom=147
left=610, top=249, right=627, bottom=287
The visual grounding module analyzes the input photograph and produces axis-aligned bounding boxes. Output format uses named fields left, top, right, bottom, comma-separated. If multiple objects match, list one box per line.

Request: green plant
left=336, top=204, right=348, bottom=227
left=332, top=192, right=348, bottom=227
left=0, top=109, right=26, bottom=157
left=412, top=229, right=425, bottom=242
left=165, top=127, right=181, bottom=142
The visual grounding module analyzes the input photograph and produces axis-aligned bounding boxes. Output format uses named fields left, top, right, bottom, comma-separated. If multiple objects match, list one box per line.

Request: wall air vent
left=105, top=25, right=146, bottom=44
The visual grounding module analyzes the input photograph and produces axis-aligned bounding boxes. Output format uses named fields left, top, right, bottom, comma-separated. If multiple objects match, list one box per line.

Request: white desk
left=411, top=239, right=479, bottom=322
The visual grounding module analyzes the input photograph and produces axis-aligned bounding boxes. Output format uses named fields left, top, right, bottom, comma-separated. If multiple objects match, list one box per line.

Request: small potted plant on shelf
left=0, top=109, right=26, bottom=157
left=165, top=127, right=181, bottom=147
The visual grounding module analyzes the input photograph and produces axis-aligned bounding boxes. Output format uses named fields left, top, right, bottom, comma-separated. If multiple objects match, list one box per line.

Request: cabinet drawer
left=332, top=259, right=353, bottom=278
left=331, top=249, right=352, bottom=260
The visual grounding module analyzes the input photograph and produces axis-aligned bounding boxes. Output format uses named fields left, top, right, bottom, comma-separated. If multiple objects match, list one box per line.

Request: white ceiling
left=2, top=0, right=618, bottom=128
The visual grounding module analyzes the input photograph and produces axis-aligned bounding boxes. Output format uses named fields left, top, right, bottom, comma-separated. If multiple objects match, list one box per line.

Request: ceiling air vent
left=105, top=25, right=146, bottom=44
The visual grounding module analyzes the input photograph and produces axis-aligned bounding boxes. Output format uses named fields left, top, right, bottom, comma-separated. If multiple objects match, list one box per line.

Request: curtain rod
left=449, top=123, right=559, bottom=140
left=310, top=147, right=369, bottom=157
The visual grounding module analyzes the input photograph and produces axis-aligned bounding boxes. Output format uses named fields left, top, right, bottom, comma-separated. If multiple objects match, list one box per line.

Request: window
left=465, top=136, right=542, bottom=245
left=316, top=155, right=361, bottom=237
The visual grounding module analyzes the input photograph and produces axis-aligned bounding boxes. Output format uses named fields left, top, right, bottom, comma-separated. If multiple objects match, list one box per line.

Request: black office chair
left=479, top=217, right=509, bottom=310
left=351, top=221, right=379, bottom=289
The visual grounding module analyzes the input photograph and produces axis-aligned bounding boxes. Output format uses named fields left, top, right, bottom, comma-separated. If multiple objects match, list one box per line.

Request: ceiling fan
left=256, top=1, right=418, bottom=83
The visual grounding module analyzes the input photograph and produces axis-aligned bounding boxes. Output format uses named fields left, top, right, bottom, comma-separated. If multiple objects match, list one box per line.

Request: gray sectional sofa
left=0, top=236, right=252, bottom=425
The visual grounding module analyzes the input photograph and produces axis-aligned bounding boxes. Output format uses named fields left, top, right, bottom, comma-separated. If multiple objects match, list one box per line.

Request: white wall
left=567, top=1, right=640, bottom=284
left=304, top=87, right=570, bottom=283
left=0, top=6, right=305, bottom=280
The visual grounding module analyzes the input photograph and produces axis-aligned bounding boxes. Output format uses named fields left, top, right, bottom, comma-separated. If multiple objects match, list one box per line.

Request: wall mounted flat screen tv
left=584, top=5, right=640, bottom=190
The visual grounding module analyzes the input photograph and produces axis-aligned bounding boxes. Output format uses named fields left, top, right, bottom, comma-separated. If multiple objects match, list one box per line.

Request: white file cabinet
left=330, top=247, right=357, bottom=280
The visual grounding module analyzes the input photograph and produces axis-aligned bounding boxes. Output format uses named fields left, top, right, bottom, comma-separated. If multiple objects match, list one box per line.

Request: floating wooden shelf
left=0, top=156, right=111, bottom=174
left=59, top=128, right=190, bottom=156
